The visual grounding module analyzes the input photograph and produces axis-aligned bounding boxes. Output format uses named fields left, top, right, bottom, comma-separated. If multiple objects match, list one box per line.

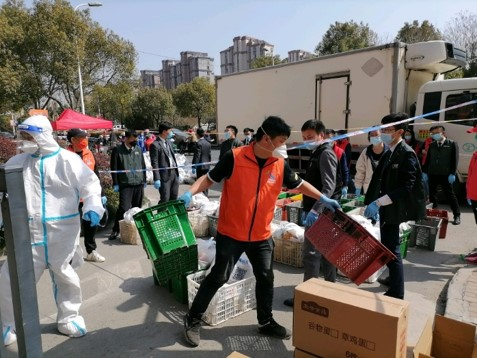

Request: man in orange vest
left=179, top=116, right=341, bottom=347
left=67, top=128, right=106, bottom=263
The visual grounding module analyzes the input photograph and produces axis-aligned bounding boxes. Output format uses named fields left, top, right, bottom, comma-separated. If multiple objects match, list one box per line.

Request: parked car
left=0, top=132, right=14, bottom=139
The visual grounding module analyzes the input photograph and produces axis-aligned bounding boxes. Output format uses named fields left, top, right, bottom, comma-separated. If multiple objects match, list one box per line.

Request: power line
left=137, top=50, right=178, bottom=60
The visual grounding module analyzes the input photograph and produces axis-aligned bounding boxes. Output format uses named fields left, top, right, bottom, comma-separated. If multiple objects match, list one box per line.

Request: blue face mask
left=431, top=133, right=443, bottom=141
left=370, top=136, right=382, bottom=145
left=380, top=133, right=394, bottom=145
left=404, top=135, right=412, bottom=141
left=224, top=132, right=231, bottom=140
left=167, top=132, right=174, bottom=139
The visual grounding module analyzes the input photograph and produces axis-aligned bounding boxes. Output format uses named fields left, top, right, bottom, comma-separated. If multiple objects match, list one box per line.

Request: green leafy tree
left=250, top=55, right=282, bottom=69
left=173, top=77, right=215, bottom=128
left=90, top=81, right=136, bottom=126
left=129, top=87, right=175, bottom=129
left=445, top=11, right=477, bottom=78
left=315, top=20, right=377, bottom=55
left=395, top=20, right=443, bottom=43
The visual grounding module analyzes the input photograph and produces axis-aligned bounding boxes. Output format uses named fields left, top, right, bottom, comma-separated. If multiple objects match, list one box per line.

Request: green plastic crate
left=400, top=230, right=411, bottom=259
left=151, top=245, right=198, bottom=286
left=133, top=201, right=196, bottom=258
left=171, top=271, right=195, bottom=304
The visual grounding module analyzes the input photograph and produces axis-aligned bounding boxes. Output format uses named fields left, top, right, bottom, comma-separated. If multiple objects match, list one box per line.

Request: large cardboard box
left=294, top=348, right=319, bottom=357
left=413, top=315, right=477, bottom=358
left=293, top=279, right=409, bottom=358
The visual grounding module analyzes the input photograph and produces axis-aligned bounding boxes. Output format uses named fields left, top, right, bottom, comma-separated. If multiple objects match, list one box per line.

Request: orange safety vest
left=217, top=144, right=284, bottom=242
left=67, top=145, right=95, bottom=171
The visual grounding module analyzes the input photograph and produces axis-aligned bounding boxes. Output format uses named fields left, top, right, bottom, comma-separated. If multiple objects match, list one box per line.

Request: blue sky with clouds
left=19, top=0, right=476, bottom=73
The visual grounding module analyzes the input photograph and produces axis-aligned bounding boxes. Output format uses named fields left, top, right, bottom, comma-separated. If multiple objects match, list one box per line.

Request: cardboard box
left=293, top=279, right=409, bottom=358
left=413, top=315, right=477, bottom=358
left=226, top=352, right=249, bottom=358
left=294, top=348, right=320, bottom=357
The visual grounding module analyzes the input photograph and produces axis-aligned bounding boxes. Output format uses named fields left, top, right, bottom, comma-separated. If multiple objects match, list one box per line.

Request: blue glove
left=448, top=174, right=456, bottom=184
left=341, top=186, right=348, bottom=199
left=305, top=211, right=319, bottom=227
left=83, top=211, right=100, bottom=227
left=101, top=196, right=107, bottom=205
left=178, top=191, right=192, bottom=208
left=364, top=201, right=380, bottom=221
left=319, top=195, right=340, bottom=212
left=113, top=185, right=119, bottom=192
left=355, top=188, right=361, bottom=196
left=468, top=198, right=472, bottom=206
left=422, top=173, right=428, bottom=182
left=192, top=168, right=196, bottom=175
left=154, top=180, right=161, bottom=189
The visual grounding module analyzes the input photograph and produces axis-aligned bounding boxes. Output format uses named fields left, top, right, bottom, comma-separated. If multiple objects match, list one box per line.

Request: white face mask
left=19, top=140, right=39, bottom=154
left=272, top=144, right=288, bottom=159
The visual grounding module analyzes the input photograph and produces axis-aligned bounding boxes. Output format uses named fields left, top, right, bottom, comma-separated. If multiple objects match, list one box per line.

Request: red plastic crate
left=275, top=198, right=292, bottom=221
left=426, top=209, right=448, bottom=239
left=305, top=209, right=396, bottom=285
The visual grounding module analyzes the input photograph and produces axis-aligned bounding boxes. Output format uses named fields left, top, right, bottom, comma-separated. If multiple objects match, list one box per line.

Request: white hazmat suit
left=0, top=115, right=104, bottom=346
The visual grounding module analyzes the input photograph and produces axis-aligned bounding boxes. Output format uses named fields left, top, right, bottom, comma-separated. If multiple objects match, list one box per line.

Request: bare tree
left=444, top=11, right=477, bottom=77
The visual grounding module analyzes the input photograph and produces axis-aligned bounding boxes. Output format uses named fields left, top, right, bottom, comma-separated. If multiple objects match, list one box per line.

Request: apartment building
left=288, top=49, right=314, bottom=63
left=158, top=52, right=214, bottom=90
left=140, top=70, right=161, bottom=88
left=220, top=36, right=274, bottom=75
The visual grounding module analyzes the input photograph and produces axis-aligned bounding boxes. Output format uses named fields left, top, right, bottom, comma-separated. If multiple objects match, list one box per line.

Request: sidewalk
left=1, top=183, right=476, bottom=357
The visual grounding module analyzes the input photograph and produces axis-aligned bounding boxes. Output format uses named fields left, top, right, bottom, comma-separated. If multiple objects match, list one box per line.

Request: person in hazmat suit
left=0, top=115, right=104, bottom=346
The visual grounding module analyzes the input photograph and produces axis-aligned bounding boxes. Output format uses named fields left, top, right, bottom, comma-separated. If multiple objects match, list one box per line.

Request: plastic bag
left=282, top=222, right=305, bottom=242
left=228, top=252, right=253, bottom=283
left=197, top=238, right=216, bottom=269
left=124, top=207, right=142, bottom=224
left=143, top=152, right=153, bottom=184
left=188, top=211, right=209, bottom=237
left=190, top=193, right=209, bottom=209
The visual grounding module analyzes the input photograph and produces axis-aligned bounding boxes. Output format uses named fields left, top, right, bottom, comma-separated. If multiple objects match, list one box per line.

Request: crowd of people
left=1, top=113, right=476, bottom=349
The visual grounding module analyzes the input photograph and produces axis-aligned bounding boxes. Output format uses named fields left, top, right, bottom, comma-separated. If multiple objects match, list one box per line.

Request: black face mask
left=129, top=140, right=138, bottom=146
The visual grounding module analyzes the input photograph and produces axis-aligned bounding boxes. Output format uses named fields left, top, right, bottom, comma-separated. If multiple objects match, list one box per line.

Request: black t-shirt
left=208, top=150, right=302, bottom=189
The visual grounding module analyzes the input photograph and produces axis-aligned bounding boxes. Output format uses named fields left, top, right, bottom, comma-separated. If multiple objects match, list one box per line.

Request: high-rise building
left=288, top=50, right=314, bottom=63
left=140, top=70, right=161, bottom=88
left=158, top=52, right=214, bottom=90
left=220, top=36, right=274, bottom=75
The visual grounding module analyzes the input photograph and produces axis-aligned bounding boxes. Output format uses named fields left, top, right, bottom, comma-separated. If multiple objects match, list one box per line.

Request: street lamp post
left=75, top=2, right=102, bottom=114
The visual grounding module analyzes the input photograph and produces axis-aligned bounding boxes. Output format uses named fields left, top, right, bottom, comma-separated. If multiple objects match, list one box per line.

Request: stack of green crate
left=399, top=230, right=411, bottom=259
left=134, top=200, right=198, bottom=292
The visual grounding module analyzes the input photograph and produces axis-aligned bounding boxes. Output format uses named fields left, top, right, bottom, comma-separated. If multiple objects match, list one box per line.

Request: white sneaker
left=58, top=316, right=87, bottom=338
left=3, top=326, right=17, bottom=346
left=85, top=250, right=105, bottom=263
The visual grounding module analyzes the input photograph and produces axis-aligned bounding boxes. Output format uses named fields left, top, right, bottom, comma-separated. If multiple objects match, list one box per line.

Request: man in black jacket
left=219, top=125, right=242, bottom=160
left=422, top=125, right=461, bottom=225
left=192, top=128, right=212, bottom=196
left=109, top=130, right=147, bottom=240
left=150, top=121, right=180, bottom=204
left=365, top=113, right=426, bottom=299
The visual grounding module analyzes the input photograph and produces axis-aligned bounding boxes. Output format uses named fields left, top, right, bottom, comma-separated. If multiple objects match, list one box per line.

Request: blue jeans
left=380, top=219, right=404, bottom=299
left=188, top=233, right=275, bottom=325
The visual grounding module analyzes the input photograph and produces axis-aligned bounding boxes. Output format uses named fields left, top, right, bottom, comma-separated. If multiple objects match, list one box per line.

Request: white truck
left=215, top=41, right=476, bottom=186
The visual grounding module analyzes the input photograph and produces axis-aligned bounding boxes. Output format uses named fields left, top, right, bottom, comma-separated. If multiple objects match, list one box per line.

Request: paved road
left=1, top=149, right=476, bottom=357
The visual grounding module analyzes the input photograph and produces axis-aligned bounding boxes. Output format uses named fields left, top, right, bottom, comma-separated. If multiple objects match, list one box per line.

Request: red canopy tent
left=51, top=109, right=113, bottom=130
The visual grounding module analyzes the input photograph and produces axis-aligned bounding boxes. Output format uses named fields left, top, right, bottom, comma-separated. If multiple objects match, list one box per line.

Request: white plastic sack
left=188, top=211, right=209, bottom=237
left=197, top=238, right=216, bottom=269
left=199, top=201, right=219, bottom=216
left=143, top=152, right=153, bottom=184
left=124, top=207, right=142, bottom=224
left=282, top=222, right=305, bottom=242
left=228, top=252, right=254, bottom=283
left=190, top=193, right=209, bottom=209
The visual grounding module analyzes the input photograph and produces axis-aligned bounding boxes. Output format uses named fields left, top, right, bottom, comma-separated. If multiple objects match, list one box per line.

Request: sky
left=21, top=0, right=476, bottom=74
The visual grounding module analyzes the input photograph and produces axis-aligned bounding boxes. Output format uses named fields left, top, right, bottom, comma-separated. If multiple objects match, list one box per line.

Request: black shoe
left=453, top=216, right=461, bottom=225
left=108, top=231, right=119, bottom=240
left=384, top=290, right=404, bottom=300
left=377, top=276, right=391, bottom=286
left=258, top=318, right=291, bottom=340
left=283, top=298, right=294, bottom=307
left=183, top=314, right=201, bottom=347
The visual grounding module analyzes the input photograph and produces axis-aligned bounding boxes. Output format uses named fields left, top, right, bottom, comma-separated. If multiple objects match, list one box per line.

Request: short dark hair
left=325, top=128, right=336, bottom=136
left=125, top=130, right=138, bottom=138
left=367, top=126, right=381, bottom=141
left=301, top=119, right=326, bottom=134
left=225, top=125, right=238, bottom=136
left=196, top=128, right=205, bottom=137
left=381, top=112, right=409, bottom=131
left=255, top=116, right=291, bottom=141
left=430, top=125, right=445, bottom=132
left=243, top=127, right=251, bottom=133
left=158, top=121, right=173, bottom=134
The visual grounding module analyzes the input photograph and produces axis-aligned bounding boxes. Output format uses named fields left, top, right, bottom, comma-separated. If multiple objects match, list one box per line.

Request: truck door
left=315, top=73, right=351, bottom=129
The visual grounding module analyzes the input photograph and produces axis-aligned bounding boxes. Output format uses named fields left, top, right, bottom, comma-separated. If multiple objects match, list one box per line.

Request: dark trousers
left=380, top=220, right=404, bottom=299
left=303, top=213, right=336, bottom=281
left=79, top=203, right=97, bottom=254
left=196, top=168, right=209, bottom=197
left=158, top=170, right=179, bottom=204
left=429, top=174, right=460, bottom=217
left=471, top=199, right=477, bottom=225
left=189, top=234, right=275, bottom=325
left=113, top=184, right=144, bottom=233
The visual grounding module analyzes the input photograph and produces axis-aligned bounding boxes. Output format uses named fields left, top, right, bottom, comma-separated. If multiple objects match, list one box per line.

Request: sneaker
left=258, top=318, right=291, bottom=340
left=183, top=314, right=201, bottom=347
left=283, top=297, right=294, bottom=307
left=377, top=276, right=391, bottom=286
left=85, top=250, right=105, bottom=263
left=58, top=316, right=87, bottom=338
left=108, top=231, right=119, bottom=240
left=3, top=326, right=16, bottom=346
left=453, top=216, right=461, bottom=225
